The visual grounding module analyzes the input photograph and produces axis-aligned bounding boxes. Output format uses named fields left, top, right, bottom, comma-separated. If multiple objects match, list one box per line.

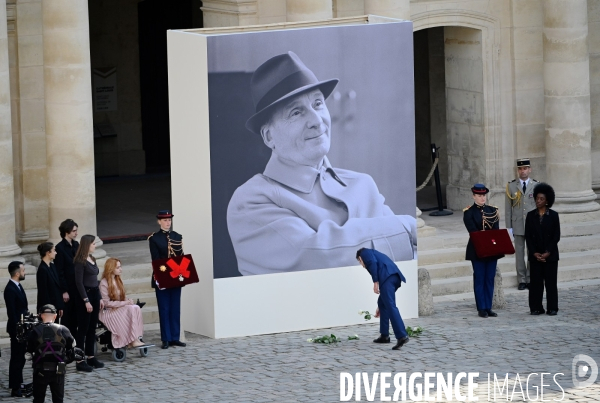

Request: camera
left=16, top=312, right=40, bottom=344
left=66, top=347, right=85, bottom=364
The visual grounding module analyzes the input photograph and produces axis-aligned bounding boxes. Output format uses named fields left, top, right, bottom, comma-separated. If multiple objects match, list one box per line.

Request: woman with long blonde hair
left=99, top=258, right=146, bottom=350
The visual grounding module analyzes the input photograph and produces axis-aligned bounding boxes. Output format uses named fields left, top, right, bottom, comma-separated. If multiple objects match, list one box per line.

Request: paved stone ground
left=1, top=284, right=598, bottom=402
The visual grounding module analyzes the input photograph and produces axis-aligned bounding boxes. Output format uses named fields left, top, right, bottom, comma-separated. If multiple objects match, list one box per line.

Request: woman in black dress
left=36, top=242, right=65, bottom=317
left=73, top=235, right=105, bottom=371
left=525, top=183, right=560, bottom=315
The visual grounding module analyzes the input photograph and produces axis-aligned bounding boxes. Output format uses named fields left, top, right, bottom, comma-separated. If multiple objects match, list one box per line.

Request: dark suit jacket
left=360, top=248, right=406, bottom=285
left=525, top=208, right=560, bottom=262
left=36, top=261, right=65, bottom=313
left=463, top=203, right=504, bottom=261
left=54, top=238, right=79, bottom=293
left=4, top=280, right=29, bottom=336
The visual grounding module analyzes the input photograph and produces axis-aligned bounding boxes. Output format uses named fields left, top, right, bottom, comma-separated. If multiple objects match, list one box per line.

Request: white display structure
left=167, top=16, right=419, bottom=339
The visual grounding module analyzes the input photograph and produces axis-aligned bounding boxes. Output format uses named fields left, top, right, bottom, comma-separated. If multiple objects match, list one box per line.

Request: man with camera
left=26, top=304, right=79, bottom=403
left=4, top=261, right=29, bottom=397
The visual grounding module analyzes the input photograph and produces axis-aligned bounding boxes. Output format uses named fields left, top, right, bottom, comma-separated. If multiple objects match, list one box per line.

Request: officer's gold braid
left=505, top=183, right=522, bottom=207
left=166, top=234, right=183, bottom=258
left=482, top=207, right=500, bottom=230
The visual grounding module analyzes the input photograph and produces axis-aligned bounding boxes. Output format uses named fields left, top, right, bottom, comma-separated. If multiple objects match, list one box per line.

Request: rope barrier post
left=428, top=143, right=453, bottom=217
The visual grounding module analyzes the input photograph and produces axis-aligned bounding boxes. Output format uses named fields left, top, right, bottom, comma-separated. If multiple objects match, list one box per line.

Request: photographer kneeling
left=26, top=304, right=81, bottom=403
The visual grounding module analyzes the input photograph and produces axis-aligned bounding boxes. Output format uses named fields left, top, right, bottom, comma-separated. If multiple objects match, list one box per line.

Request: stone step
left=423, top=249, right=600, bottom=280
left=431, top=262, right=600, bottom=296
left=0, top=262, right=152, bottom=292
left=0, top=305, right=160, bottom=339
left=418, top=234, right=600, bottom=266
left=0, top=278, right=154, bottom=308
left=0, top=292, right=157, bottom=322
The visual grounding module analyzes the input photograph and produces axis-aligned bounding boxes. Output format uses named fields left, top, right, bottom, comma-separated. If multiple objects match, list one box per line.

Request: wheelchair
left=94, top=300, right=152, bottom=362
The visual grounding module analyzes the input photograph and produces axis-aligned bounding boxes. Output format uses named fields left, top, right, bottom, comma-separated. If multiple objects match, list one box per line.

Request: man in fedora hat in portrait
left=227, top=51, right=417, bottom=276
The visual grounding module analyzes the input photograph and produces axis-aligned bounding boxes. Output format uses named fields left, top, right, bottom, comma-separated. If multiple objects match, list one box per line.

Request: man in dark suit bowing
left=356, top=248, right=409, bottom=350
left=4, top=261, right=29, bottom=397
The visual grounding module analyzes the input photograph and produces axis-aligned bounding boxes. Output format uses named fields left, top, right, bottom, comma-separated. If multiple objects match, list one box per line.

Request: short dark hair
left=533, top=183, right=555, bottom=208
left=356, top=248, right=366, bottom=260
left=37, top=242, right=54, bottom=258
left=8, top=261, right=23, bottom=277
left=59, top=219, right=78, bottom=238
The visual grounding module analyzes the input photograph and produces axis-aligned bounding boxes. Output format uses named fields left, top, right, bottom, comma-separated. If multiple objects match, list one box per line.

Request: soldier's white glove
left=508, top=228, right=513, bottom=237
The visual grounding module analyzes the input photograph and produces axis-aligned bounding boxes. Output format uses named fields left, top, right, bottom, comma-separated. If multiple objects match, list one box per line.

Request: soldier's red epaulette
left=463, top=205, right=471, bottom=212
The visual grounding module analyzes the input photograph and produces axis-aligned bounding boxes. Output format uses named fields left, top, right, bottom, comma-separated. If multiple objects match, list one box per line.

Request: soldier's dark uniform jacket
left=463, top=203, right=504, bottom=261
left=148, top=230, right=184, bottom=289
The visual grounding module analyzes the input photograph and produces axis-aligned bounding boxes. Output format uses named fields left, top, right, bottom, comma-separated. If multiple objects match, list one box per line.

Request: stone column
left=0, top=0, right=22, bottom=262
left=286, top=0, right=332, bottom=22
left=543, top=0, right=600, bottom=213
left=364, top=0, right=410, bottom=21
left=42, top=0, right=105, bottom=258
left=201, top=0, right=258, bottom=28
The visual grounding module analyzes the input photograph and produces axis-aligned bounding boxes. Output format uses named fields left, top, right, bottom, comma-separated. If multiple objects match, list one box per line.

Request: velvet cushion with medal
left=470, top=229, right=515, bottom=259
left=151, top=254, right=199, bottom=289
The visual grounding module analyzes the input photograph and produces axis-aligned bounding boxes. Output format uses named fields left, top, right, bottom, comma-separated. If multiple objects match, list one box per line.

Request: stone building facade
left=1, top=0, right=599, bottom=266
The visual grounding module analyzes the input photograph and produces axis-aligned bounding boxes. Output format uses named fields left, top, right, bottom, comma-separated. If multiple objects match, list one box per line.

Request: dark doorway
left=413, top=27, right=448, bottom=210
left=138, top=0, right=203, bottom=173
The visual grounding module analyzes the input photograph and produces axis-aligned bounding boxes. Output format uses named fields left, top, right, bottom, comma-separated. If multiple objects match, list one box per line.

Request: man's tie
left=522, top=182, right=526, bottom=194
left=18, top=283, right=25, bottom=295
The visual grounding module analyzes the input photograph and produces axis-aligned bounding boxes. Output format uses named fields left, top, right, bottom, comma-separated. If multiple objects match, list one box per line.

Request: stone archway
left=412, top=10, right=508, bottom=211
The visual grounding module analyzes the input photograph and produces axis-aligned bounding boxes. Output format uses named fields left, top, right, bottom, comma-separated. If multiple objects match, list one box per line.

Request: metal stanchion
left=428, top=143, right=453, bottom=216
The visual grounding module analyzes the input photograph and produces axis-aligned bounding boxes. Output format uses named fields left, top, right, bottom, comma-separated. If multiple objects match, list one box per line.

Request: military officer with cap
left=463, top=184, right=504, bottom=318
left=148, top=210, right=186, bottom=350
left=27, top=304, right=76, bottom=403
left=505, top=158, right=538, bottom=290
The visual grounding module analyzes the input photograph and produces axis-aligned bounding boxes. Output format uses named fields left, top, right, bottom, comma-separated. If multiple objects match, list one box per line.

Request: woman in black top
left=36, top=242, right=65, bottom=317
left=73, top=235, right=105, bottom=372
left=525, top=183, right=560, bottom=316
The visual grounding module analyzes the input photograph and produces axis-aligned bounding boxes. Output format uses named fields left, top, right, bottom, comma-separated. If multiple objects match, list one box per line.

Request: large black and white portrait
left=207, top=22, right=416, bottom=278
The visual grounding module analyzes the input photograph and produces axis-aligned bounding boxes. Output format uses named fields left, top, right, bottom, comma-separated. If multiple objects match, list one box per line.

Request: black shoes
left=161, top=341, right=169, bottom=349
left=373, top=335, right=391, bottom=343
left=76, top=360, right=93, bottom=372
left=169, top=340, right=186, bottom=347
left=11, top=388, right=22, bottom=397
left=546, top=310, right=558, bottom=316
left=530, top=310, right=545, bottom=315
left=392, top=336, right=409, bottom=350
left=518, top=283, right=527, bottom=290
left=486, top=310, right=498, bottom=317
left=136, top=299, right=146, bottom=309
left=87, top=356, right=104, bottom=369
left=478, top=310, right=488, bottom=318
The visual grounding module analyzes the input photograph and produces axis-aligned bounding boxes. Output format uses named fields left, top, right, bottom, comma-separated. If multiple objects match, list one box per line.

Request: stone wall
left=590, top=0, right=600, bottom=197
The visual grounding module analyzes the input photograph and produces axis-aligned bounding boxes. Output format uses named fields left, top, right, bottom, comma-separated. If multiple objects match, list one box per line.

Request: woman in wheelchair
left=99, top=258, right=146, bottom=349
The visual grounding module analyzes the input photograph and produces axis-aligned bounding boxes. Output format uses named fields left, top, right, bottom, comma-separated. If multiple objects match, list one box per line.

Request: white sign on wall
left=93, top=67, right=117, bottom=112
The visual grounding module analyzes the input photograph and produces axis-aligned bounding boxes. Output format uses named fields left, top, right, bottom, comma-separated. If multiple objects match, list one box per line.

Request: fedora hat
left=245, top=51, right=339, bottom=135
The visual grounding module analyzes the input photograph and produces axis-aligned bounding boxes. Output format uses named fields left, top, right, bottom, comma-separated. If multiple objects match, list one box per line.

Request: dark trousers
left=529, top=260, right=559, bottom=312
left=377, top=274, right=408, bottom=340
left=32, top=370, right=64, bottom=403
left=471, top=260, right=497, bottom=311
left=61, top=286, right=79, bottom=336
left=75, top=287, right=101, bottom=356
left=9, top=336, right=26, bottom=389
left=155, top=287, right=181, bottom=342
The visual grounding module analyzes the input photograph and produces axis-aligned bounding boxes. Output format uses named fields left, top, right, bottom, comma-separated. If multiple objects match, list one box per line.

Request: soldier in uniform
left=27, top=304, right=77, bottom=403
left=505, top=158, right=538, bottom=290
left=463, top=184, right=504, bottom=318
left=148, top=210, right=186, bottom=350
